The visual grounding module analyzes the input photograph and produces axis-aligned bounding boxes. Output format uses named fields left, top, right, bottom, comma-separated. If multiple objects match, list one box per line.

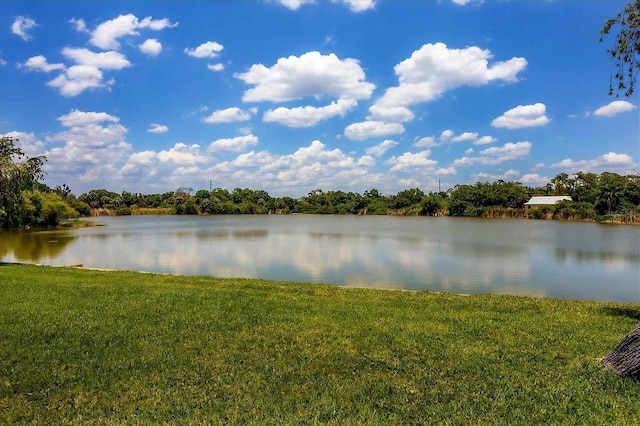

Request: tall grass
left=130, top=206, right=175, bottom=215
left=1, top=263, right=638, bottom=424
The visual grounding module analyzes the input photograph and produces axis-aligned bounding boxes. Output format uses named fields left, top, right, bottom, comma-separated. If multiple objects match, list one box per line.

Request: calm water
left=1, top=215, right=639, bottom=302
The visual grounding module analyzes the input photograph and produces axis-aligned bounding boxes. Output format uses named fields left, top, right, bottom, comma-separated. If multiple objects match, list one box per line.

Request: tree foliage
left=600, top=0, right=640, bottom=96
left=0, top=136, right=45, bottom=229
left=68, top=171, right=640, bottom=224
left=22, top=190, right=79, bottom=227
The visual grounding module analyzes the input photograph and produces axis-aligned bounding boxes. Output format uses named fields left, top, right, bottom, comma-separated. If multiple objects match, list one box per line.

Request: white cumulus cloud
left=386, top=150, right=437, bottom=172
left=491, top=103, right=550, bottom=129
left=208, top=135, right=259, bottom=152
left=21, top=17, right=172, bottom=97
left=440, top=130, right=478, bottom=142
left=69, top=18, right=89, bottom=33
left=366, top=139, right=398, bottom=157
left=453, top=141, right=531, bottom=167
left=204, top=107, right=254, bottom=124
left=520, top=173, right=551, bottom=187
left=236, top=51, right=375, bottom=102
left=11, top=16, right=37, bottom=41
left=414, top=130, right=483, bottom=147
left=344, top=121, right=405, bottom=141
left=46, top=110, right=131, bottom=185
left=593, top=100, right=637, bottom=117
left=451, top=132, right=478, bottom=142
left=33, top=48, right=132, bottom=96
left=139, top=39, right=162, bottom=56
left=156, top=143, right=206, bottom=165
left=480, top=141, right=531, bottom=160
left=551, top=152, right=636, bottom=173
left=206, top=139, right=377, bottom=195
left=24, top=56, right=66, bottom=73
left=47, top=65, right=109, bottom=97
left=474, top=135, right=497, bottom=145
left=340, top=0, right=376, bottom=12
left=375, top=43, right=527, bottom=111
left=263, top=99, right=357, bottom=127
left=275, top=0, right=375, bottom=11
left=208, top=63, right=225, bottom=71
left=62, top=47, right=131, bottom=69
left=413, top=136, right=438, bottom=148
left=119, top=143, right=209, bottom=185
left=57, top=109, right=120, bottom=127
left=90, top=14, right=177, bottom=50
left=276, top=0, right=316, bottom=9
left=147, top=123, right=169, bottom=133
left=185, top=41, right=224, bottom=58
left=368, top=105, right=414, bottom=123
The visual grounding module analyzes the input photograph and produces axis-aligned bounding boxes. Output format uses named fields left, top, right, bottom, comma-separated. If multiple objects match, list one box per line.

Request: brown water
left=1, top=215, right=638, bottom=302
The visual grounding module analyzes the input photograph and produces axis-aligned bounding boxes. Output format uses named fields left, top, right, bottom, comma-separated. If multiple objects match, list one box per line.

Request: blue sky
left=1, top=0, right=638, bottom=196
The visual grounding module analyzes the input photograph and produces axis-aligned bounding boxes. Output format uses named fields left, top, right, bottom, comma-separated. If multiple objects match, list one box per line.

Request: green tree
left=596, top=172, right=626, bottom=215
left=623, top=174, right=640, bottom=206
left=194, top=189, right=211, bottom=206
left=362, top=189, right=389, bottom=215
left=571, top=171, right=599, bottom=204
left=0, top=136, right=46, bottom=229
left=274, top=196, right=296, bottom=214
left=22, top=190, right=79, bottom=226
left=447, top=185, right=474, bottom=217
left=420, top=193, right=445, bottom=216
left=600, top=0, right=640, bottom=96
left=549, top=173, right=573, bottom=195
left=392, top=188, right=424, bottom=210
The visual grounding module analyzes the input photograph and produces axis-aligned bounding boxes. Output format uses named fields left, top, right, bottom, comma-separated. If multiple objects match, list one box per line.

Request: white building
left=524, top=196, right=572, bottom=209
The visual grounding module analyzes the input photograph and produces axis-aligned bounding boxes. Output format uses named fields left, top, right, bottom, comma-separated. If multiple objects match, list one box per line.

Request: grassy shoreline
left=1, top=263, right=639, bottom=424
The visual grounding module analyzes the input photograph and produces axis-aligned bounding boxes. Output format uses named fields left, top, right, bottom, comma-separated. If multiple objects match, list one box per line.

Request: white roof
left=524, top=196, right=572, bottom=205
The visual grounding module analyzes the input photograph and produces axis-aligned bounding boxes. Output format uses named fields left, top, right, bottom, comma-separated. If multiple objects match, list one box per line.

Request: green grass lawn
left=1, top=263, right=639, bottom=424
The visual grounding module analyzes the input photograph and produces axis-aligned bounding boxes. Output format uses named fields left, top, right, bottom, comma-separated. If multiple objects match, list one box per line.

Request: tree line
left=2, top=136, right=639, bottom=230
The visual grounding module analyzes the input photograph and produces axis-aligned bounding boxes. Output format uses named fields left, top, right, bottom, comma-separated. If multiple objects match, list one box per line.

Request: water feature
left=1, top=215, right=638, bottom=302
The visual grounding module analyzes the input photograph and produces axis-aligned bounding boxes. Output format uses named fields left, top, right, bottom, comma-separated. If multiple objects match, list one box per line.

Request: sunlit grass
left=1, top=263, right=639, bottom=424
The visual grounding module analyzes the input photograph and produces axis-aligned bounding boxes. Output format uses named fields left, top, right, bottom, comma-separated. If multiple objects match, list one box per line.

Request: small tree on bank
left=0, top=136, right=45, bottom=230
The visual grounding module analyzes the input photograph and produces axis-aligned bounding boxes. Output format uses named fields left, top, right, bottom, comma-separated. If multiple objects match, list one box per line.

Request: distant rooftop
left=524, top=196, right=572, bottom=206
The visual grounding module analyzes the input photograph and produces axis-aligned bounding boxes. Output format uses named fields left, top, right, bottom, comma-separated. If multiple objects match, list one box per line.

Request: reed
left=130, top=206, right=175, bottom=215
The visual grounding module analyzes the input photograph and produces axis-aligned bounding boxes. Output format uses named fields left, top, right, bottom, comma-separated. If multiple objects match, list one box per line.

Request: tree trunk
left=603, top=323, right=640, bottom=380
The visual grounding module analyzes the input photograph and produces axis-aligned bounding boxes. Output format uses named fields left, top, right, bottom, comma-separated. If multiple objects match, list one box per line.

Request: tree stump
left=603, top=323, right=640, bottom=380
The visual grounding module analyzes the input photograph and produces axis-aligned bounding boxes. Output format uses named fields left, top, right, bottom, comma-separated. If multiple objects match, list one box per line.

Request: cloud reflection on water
left=2, top=215, right=638, bottom=302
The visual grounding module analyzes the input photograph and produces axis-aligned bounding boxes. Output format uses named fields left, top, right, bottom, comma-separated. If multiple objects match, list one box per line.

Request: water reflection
left=195, top=230, right=230, bottom=241
left=0, top=230, right=77, bottom=262
left=1, top=215, right=638, bottom=302
left=232, top=229, right=269, bottom=239
left=555, top=247, right=640, bottom=264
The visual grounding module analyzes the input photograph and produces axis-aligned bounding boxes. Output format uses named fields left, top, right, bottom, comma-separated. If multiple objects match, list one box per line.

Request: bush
left=420, top=195, right=444, bottom=216
left=68, top=199, right=92, bottom=216
left=463, top=206, right=486, bottom=217
left=176, top=201, right=198, bottom=215
left=553, top=201, right=595, bottom=221
left=116, top=206, right=132, bottom=216
left=22, top=190, right=80, bottom=226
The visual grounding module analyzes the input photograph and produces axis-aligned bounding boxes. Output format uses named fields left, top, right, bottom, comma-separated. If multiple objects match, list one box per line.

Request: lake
left=1, top=215, right=638, bottom=302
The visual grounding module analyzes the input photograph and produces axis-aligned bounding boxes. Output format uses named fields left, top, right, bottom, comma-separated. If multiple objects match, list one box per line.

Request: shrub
left=22, top=190, right=80, bottom=226
left=463, top=206, right=486, bottom=217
